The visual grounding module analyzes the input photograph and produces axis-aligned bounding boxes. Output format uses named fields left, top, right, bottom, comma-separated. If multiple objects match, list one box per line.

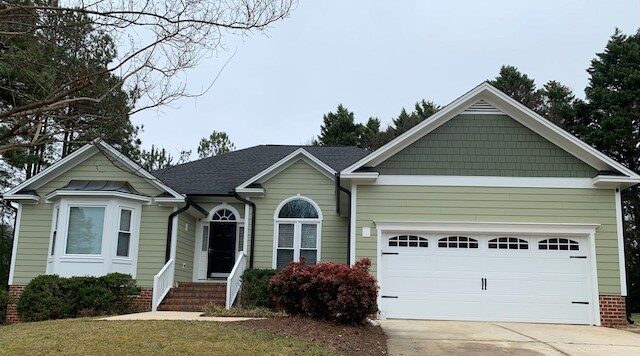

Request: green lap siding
left=252, top=160, right=349, bottom=268
left=12, top=203, right=52, bottom=285
left=355, top=185, right=621, bottom=295
left=376, top=114, right=598, bottom=177
left=134, top=205, right=172, bottom=287
left=174, top=213, right=196, bottom=283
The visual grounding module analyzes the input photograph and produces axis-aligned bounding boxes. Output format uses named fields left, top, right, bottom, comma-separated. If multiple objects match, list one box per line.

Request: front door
left=208, top=222, right=236, bottom=277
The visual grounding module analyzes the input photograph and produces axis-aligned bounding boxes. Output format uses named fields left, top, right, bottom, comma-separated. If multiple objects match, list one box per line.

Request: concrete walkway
left=381, top=319, right=640, bottom=356
left=99, top=311, right=257, bottom=322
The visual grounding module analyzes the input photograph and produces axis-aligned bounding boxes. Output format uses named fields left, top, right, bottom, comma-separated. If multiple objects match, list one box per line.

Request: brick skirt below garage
left=5, top=285, right=153, bottom=323
left=600, top=295, right=627, bottom=327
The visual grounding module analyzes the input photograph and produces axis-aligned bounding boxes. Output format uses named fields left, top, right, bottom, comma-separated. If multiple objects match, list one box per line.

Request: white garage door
left=379, top=233, right=594, bottom=324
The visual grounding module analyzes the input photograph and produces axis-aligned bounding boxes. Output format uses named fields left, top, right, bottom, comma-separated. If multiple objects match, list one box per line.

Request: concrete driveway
left=380, top=320, right=640, bottom=355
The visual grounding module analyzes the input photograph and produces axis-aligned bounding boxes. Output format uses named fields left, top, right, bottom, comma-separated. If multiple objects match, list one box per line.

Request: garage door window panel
left=389, top=235, right=428, bottom=247
left=438, top=236, right=478, bottom=248
left=274, top=196, right=322, bottom=269
left=488, top=237, right=528, bottom=250
left=538, top=238, right=579, bottom=251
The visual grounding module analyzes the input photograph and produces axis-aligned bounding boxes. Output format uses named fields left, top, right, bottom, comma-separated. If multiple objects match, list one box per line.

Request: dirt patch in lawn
left=233, top=316, right=387, bottom=355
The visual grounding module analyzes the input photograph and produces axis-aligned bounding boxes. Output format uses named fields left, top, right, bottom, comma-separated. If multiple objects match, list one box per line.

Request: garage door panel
left=380, top=233, right=593, bottom=324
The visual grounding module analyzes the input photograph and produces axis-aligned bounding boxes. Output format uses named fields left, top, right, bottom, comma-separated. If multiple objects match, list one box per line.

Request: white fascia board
left=45, top=190, right=152, bottom=203
left=235, top=187, right=265, bottom=197
left=340, top=172, right=379, bottom=181
left=96, top=141, right=184, bottom=199
left=236, top=148, right=337, bottom=189
left=153, top=197, right=186, bottom=204
left=2, top=194, right=40, bottom=202
left=374, top=176, right=599, bottom=189
left=373, top=220, right=600, bottom=236
left=342, top=82, right=640, bottom=180
left=592, top=175, right=640, bottom=189
left=3, top=143, right=97, bottom=196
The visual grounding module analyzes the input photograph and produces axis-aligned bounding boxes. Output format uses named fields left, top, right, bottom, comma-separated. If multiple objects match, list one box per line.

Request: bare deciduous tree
left=0, top=0, right=295, bottom=154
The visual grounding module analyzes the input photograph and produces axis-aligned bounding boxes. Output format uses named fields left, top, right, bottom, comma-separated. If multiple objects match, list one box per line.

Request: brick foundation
left=6, top=285, right=25, bottom=323
left=4, top=285, right=153, bottom=323
left=134, top=288, right=153, bottom=312
left=599, top=295, right=628, bottom=327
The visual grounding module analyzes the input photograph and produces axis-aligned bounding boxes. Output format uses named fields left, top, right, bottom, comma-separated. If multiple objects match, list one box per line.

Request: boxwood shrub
left=239, top=269, right=278, bottom=308
left=269, top=258, right=378, bottom=325
left=17, top=273, right=140, bottom=322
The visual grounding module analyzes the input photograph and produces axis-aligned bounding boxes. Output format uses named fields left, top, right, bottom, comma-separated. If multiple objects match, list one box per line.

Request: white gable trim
left=236, top=148, right=337, bottom=190
left=341, top=82, right=640, bottom=180
left=3, top=140, right=184, bottom=200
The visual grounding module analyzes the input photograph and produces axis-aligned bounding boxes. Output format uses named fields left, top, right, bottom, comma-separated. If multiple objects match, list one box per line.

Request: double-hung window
left=116, top=209, right=133, bottom=257
left=274, top=197, right=322, bottom=269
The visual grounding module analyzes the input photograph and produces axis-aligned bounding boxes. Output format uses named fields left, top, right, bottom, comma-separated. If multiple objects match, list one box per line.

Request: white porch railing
left=226, top=253, right=246, bottom=309
left=152, top=258, right=175, bottom=311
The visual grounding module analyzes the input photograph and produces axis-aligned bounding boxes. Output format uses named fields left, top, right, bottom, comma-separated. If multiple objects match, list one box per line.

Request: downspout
left=165, top=202, right=190, bottom=263
left=335, top=173, right=352, bottom=264
left=234, top=192, right=257, bottom=269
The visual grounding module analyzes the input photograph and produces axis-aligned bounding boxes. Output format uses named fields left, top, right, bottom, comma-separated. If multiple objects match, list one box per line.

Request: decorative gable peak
left=462, top=100, right=502, bottom=114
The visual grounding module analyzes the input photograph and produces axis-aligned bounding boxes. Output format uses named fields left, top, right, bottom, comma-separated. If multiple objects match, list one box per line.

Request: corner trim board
left=8, top=204, right=22, bottom=285
left=615, top=189, right=627, bottom=296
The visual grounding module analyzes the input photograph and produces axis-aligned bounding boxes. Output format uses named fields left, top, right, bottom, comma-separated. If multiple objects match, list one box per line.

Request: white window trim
left=272, top=195, right=323, bottom=269
left=49, top=197, right=141, bottom=278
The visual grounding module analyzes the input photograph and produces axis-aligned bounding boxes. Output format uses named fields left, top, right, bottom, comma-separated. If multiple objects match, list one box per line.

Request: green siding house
left=4, top=83, right=639, bottom=326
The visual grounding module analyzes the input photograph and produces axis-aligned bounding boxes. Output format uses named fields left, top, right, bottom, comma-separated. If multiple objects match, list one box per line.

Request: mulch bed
left=232, top=316, right=387, bottom=355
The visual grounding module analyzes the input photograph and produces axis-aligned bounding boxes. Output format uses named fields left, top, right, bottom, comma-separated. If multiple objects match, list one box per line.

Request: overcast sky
left=132, top=1, right=640, bottom=156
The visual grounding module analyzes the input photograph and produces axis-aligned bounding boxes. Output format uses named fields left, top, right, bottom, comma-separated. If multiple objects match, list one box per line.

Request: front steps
left=157, top=282, right=226, bottom=312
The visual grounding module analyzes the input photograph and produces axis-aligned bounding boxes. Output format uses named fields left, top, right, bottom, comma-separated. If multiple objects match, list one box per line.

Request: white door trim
left=375, top=220, right=601, bottom=325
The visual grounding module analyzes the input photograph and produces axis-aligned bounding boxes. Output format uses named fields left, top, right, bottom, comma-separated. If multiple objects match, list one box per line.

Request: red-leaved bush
left=268, top=258, right=378, bottom=324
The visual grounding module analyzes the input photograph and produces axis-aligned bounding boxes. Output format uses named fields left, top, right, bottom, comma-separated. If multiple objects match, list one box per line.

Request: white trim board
left=373, top=221, right=600, bottom=236
left=615, top=189, right=628, bottom=296
left=236, top=148, right=337, bottom=190
left=8, top=204, right=22, bottom=285
left=341, top=82, right=640, bottom=181
left=373, top=176, right=601, bottom=189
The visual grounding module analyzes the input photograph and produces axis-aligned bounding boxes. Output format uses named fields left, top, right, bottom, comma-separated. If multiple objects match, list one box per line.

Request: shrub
left=239, top=269, right=278, bottom=308
left=0, top=288, right=7, bottom=324
left=269, top=258, right=378, bottom=324
left=17, top=273, right=140, bottom=322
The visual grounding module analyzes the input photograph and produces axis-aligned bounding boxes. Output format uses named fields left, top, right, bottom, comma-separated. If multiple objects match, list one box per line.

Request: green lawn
left=0, top=319, right=331, bottom=355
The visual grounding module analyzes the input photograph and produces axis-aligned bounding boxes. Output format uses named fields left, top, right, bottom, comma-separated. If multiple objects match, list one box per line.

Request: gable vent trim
left=461, top=100, right=502, bottom=115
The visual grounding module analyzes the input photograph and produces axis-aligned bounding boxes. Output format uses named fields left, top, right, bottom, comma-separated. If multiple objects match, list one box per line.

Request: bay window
left=47, top=198, right=141, bottom=277
left=273, top=196, right=322, bottom=269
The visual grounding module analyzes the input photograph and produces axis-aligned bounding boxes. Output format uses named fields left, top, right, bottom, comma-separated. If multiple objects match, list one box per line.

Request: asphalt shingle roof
left=151, top=145, right=370, bottom=195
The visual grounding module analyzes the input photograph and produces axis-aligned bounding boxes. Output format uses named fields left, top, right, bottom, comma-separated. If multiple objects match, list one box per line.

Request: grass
left=0, top=318, right=331, bottom=355
left=202, top=305, right=287, bottom=318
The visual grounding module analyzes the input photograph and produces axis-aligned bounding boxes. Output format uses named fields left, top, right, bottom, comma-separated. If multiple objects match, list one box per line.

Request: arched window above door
left=211, top=209, right=236, bottom=221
